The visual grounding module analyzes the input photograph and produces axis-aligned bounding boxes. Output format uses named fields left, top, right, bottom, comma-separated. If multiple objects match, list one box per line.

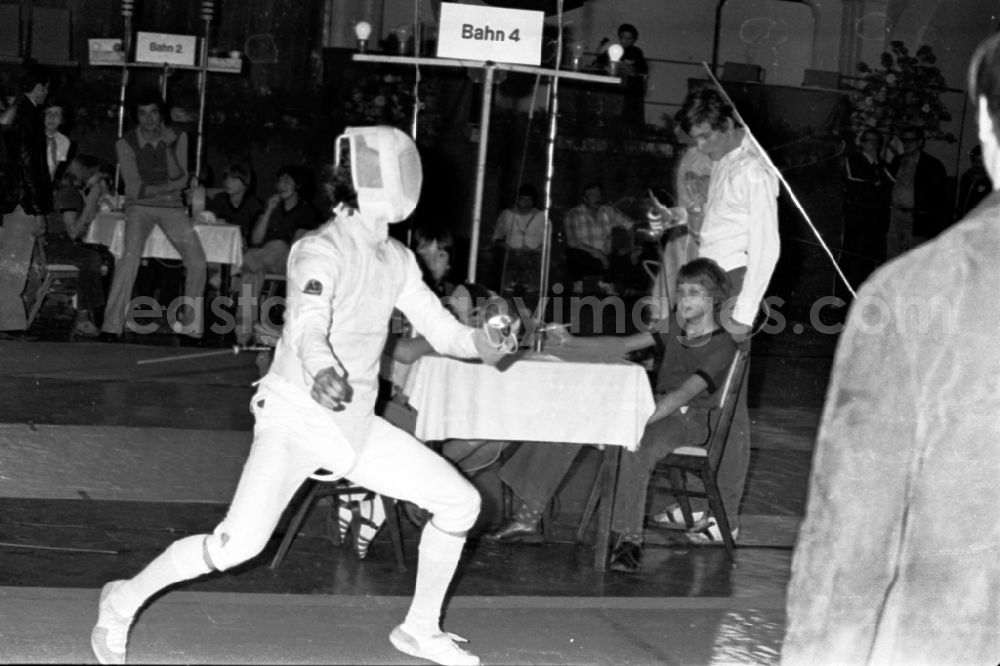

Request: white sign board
left=135, top=32, right=197, bottom=66
left=436, top=3, right=543, bottom=66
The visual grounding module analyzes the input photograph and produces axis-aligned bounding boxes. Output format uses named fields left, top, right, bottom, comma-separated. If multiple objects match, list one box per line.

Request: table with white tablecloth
left=85, top=211, right=243, bottom=266
left=403, top=350, right=655, bottom=570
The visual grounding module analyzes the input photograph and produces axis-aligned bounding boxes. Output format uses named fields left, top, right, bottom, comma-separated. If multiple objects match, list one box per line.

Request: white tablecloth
left=402, top=352, right=655, bottom=450
left=85, top=211, right=243, bottom=266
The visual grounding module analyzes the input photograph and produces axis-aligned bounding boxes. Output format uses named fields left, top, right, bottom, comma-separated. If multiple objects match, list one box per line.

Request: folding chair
left=270, top=471, right=407, bottom=573
left=26, top=238, right=79, bottom=329
left=647, top=349, right=750, bottom=562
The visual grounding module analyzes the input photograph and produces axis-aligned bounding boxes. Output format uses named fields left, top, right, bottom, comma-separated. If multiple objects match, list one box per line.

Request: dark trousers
left=610, top=408, right=710, bottom=537
left=565, top=248, right=607, bottom=283
left=719, top=266, right=751, bottom=527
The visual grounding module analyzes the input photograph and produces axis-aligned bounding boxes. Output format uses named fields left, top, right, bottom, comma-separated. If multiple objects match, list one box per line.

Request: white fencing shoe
left=650, top=503, right=706, bottom=529
left=390, top=624, right=480, bottom=666
left=91, top=581, right=134, bottom=665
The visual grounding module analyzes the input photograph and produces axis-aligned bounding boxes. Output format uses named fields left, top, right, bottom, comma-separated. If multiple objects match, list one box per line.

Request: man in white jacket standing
left=673, top=87, right=780, bottom=543
left=91, top=126, right=509, bottom=666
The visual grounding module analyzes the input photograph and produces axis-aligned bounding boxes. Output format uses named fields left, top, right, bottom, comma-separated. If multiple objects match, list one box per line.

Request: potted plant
left=848, top=40, right=956, bottom=145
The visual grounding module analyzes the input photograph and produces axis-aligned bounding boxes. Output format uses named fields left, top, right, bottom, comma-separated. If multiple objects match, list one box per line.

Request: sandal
left=329, top=492, right=386, bottom=559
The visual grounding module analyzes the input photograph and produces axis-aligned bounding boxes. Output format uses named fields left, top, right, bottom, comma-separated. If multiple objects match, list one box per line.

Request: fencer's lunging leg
left=346, top=418, right=483, bottom=665
left=405, top=521, right=469, bottom=633
left=91, top=407, right=318, bottom=665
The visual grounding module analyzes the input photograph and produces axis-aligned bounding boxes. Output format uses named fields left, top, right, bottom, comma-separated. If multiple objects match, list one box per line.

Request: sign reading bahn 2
left=135, top=31, right=198, bottom=67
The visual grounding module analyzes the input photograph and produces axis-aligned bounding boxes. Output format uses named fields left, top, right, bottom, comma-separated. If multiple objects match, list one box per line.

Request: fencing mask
left=334, top=125, right=422, bottom=225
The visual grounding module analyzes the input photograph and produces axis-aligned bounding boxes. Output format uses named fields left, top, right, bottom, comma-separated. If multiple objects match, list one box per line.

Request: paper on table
left=519, top=351, right=564, bottom=362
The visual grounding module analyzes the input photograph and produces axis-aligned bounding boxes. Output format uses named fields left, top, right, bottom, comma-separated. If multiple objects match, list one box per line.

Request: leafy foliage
left=337, top=67, right=444, bottom=140
left=849, top=41, right=956, bottom=143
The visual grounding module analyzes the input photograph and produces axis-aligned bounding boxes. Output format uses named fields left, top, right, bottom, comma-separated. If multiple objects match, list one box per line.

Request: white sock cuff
left=419, top=521, right=466, bottom=560
left=114, top=534, right=212, bottom=617
left=171, top=534, right=214, bottom=575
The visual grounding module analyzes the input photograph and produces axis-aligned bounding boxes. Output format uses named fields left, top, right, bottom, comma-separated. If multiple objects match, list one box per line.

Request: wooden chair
left=270, top=395, right=421, bottom=574
left=573, top=349, right=749, bottom=561
left=641, top=259, right=661, bottom=282
left=260, top=273, right=286, bottom=300
left=647, top=348, right=750, bottom=562
left=26, top=238, right=79, bottom=329
left=269, top=471, right=407, bottom=573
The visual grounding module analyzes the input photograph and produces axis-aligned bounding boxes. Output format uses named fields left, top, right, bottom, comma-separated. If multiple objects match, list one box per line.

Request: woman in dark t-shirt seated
left=205, top=163, right=263, bottom=245
left=232, top=165, right=320, bottom=344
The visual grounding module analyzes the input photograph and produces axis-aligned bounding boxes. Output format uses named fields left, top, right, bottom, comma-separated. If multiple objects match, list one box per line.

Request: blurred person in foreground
left=781, top=33, right=1000, bottom=666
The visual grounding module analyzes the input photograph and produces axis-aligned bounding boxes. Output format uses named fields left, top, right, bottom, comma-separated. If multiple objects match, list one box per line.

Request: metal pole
left=533, top=0, right=566, bottom=332
left=159, top=63, right=169, bottom=101
left=407, top=0, right=422, bottom=247
left=467, top=64, right=495, bottom=284
left=114, top=2, right=135, bottom=198
left=195, top=0, right=215, bottom=182
left=712, top=0, right=729, bottom=77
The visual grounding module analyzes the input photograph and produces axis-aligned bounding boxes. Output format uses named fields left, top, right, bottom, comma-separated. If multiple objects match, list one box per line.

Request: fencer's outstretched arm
left=395, top=252, right=497, bottom=362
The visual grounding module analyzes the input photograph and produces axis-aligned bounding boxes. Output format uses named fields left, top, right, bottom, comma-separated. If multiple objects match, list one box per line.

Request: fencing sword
left=136, top=345, right=271, bottom=366
left=701, top=62, right=857, bottom=299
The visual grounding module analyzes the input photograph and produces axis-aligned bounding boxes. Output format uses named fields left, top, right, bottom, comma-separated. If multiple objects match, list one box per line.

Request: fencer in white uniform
left=91, top=126, right=510, bottom=666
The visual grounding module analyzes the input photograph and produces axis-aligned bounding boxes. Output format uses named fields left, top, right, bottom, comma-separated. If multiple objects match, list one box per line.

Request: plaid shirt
left=563, top=203, right=633, bottom=258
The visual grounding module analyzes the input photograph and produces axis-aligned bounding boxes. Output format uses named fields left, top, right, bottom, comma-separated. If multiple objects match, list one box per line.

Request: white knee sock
left=112, top=534, right=214, bottom=617
left=403, top=522, right=466, bottom=635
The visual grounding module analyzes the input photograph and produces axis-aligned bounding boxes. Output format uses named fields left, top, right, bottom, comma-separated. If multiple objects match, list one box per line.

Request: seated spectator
left=562, top=182, right=636, bottom=291
left=100, top=88, right=206, bottom=341
left=493, top=183, right=546, bottom=295
left=206, top=163, right=263, bottom=244
left=42, top=97, right=74, bottom=183
left=487, top=258, right=739, bottom=573
left=412, top=224, right=457, bottom=298
left=46, top=154, right=112, bottom=336
left=233, top=165, right=320, bottom=344
left=410, top=226, right=510, bottom=470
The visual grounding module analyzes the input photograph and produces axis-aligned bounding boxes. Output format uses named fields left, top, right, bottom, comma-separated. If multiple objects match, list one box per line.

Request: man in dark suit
left=0, top=62, right=53, bottom=337
left=886, top=126, right=948, bottom=259
left=840, top=129, right=893, bottom=297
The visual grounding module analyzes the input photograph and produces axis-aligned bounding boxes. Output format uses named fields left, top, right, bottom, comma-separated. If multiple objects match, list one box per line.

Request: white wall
left=381, top=0, right=843, bottom=124
left=377, top=0, right=990, bottom=146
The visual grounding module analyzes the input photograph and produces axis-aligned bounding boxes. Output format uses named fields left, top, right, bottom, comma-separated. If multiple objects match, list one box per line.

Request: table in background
left=85, top=211, right=243, bottom=266
left=403, top=350, right=655, bottom=570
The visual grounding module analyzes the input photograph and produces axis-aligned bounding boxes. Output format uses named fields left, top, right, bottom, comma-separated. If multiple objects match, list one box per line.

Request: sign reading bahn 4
left=436, top=2, right=543, bottom=66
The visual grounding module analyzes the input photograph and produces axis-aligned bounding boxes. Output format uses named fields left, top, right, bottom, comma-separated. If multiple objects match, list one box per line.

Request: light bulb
left=607, top=44, right=624, bottom=62
left=396, top=24, right=412, bottom=41
left=354, top=21, right=371, bottom=40
left=571, top=41, right=586, bottom=58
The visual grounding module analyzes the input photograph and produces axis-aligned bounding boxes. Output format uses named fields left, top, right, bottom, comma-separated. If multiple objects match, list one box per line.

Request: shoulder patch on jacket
left=303, top=279, right=323, bottom=295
